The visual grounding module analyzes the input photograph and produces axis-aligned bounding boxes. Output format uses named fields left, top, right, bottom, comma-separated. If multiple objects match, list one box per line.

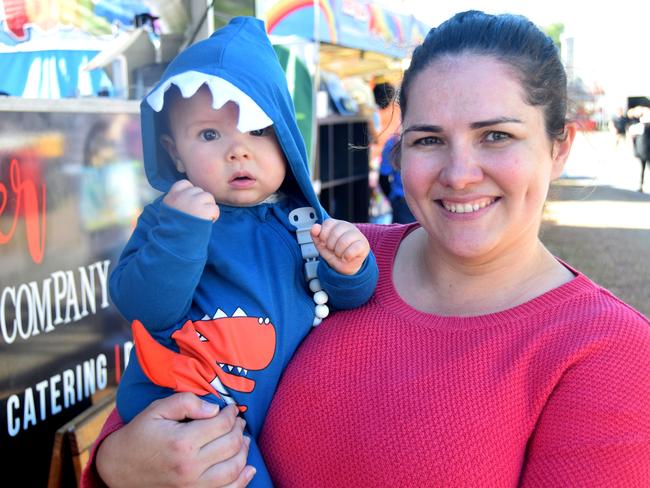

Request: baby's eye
left=484, top=131, right=510, bottom=142
left=200, top=129, right=219, bottom=141
left=250, top=128, right=268, bottom=137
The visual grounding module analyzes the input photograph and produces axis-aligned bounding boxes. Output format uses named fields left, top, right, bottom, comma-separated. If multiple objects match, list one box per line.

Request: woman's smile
left=438, top=196, right=499, bottom=214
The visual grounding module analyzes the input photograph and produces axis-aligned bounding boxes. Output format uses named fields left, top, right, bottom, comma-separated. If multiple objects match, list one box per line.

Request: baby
left=110, top=17, right=378, bottom=486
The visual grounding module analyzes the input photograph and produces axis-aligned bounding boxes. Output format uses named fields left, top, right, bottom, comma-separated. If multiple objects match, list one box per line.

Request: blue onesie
left=111, top=17, right=378, bottom=487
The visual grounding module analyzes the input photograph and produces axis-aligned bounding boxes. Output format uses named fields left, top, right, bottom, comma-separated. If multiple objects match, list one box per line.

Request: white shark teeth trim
left=196, top=331, right=207, bottom=342
left=233, top=307, right=247, bottom=317
left=210, top=377, right=228, bottom=395
left=227, top=365, right=234, bottom=371
left=202, top=314, right=210, bottom=320
left=258, top=317, right=263, bottom=324
left=237, top=367, right=242, bottom=373
left=213, top=309, right=227, bottom=318
left=145, top=71, right=272, bottom=132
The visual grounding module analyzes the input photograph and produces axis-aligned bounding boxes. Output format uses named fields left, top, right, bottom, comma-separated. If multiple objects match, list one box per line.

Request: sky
left=399, top=0, right=650, bottom=114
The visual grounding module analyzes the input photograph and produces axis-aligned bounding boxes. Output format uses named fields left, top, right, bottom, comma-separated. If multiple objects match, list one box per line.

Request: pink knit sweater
left=83, top=224, right=650, bottom=487
left=258, top=223, right=650, bottom=487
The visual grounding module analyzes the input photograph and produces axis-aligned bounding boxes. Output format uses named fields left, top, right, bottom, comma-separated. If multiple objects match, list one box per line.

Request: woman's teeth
left=442, top=198, right=496, bottom=214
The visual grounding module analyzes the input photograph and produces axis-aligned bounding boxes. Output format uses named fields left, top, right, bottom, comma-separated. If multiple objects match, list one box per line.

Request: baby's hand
left=163, top=179, right=220, bottom=221
left=311, top=218, right=369, bottom=275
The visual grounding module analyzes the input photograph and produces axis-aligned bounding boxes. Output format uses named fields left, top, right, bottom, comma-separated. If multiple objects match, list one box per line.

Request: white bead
left=315, top=304, right=329, bottom=318
left=312, top=316, right=322, bottom=326
left=308, top=279, right=322, bottom=292
left=313, top=290, right=328, bottom=304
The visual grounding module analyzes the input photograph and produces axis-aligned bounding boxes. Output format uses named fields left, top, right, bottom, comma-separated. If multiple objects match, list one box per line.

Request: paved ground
left=540, top=130, right=650, bottom=318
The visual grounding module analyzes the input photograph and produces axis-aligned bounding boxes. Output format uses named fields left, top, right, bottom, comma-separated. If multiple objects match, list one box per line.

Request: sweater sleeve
left=520, top=313, right=650, bottom=486
left=80, top=408, right=124, bottom=488
left=109, top=200, right=213, bottom=330
left=317, top=250, right=378, bottom=310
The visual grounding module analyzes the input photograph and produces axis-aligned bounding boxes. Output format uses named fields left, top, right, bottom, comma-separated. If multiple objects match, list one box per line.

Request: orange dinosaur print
left=133, top=307, right=276, bottom=412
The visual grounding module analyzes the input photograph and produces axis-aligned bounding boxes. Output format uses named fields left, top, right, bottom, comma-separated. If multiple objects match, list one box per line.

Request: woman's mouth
left=439, top=197, right=499, bottom=214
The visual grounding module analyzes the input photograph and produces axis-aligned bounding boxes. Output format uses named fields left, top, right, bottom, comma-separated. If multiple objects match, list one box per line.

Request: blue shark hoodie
left=111, top=17, right=377, bottom=486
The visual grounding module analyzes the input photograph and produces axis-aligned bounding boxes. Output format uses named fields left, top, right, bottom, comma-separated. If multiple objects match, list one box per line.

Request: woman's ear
left=550, top=122, right=577, bottom=180
left=160, top=134, right=185, bottom=173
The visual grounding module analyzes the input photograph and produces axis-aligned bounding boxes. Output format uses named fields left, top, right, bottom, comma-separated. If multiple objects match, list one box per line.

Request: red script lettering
left=0, top=159, right=47, bottom=263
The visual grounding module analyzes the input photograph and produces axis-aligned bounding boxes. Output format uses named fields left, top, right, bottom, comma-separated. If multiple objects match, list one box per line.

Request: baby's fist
left=163, top=179, right=219, bottom=221
left=311, top=218, right=369, bottom=275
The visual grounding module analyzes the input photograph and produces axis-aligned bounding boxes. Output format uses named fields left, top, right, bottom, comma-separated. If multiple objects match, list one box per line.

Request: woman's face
left=400, top=54, right=574, bottom=263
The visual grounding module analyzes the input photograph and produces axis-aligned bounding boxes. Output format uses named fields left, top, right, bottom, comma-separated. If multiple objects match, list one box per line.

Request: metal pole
left=311, top=0, right=321, bottom=183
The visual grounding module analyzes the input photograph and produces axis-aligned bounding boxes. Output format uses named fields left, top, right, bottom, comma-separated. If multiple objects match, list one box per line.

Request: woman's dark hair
left=399, top=10, right=567, bottom=142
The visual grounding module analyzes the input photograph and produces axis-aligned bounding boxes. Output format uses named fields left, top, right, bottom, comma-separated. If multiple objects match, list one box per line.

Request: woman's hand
left=96, top=393, right=255, bottom=487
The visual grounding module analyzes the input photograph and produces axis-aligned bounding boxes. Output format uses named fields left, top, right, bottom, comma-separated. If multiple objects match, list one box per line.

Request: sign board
left=0, top=97, right=150, bottom=485
left=256, top=0, right=430, bottom=58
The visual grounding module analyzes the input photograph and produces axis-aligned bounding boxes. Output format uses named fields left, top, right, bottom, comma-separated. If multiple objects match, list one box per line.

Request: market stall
left=256, top=0, right=429, bottom=222
left=0, top=2, right=185, bottom=485
left=0, top=1, right=429, bottom=484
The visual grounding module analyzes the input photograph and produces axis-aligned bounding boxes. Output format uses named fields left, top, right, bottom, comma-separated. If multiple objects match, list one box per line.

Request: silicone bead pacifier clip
left=288, top=207, right=329, bottom=326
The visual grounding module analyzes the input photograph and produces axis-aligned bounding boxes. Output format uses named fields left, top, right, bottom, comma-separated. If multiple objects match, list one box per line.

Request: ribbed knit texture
left=259, top=223, right=650, bottom=487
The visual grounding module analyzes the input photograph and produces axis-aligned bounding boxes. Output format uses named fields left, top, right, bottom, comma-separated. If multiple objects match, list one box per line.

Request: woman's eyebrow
left=403, top=117, right=522, bottom=134
left=470, top=117, right=522, bottom=129
left=403, top=124, right=443, bottom=134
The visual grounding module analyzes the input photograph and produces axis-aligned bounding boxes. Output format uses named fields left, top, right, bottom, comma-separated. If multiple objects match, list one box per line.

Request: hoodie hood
left=140, top=16, right=323, bottom=219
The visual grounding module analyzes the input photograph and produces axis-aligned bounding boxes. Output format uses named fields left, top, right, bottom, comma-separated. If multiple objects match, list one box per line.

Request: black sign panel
left=0, top=98, right=152, bottom=486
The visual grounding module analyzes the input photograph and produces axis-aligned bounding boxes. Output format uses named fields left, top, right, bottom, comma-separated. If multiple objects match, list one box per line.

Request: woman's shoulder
left=356, top=222, right=418, bottom=252
left=554, top=271, right=650, bottom=347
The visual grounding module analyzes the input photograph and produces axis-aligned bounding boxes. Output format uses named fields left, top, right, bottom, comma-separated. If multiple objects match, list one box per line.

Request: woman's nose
left=438, top=146, right=483, bottom=189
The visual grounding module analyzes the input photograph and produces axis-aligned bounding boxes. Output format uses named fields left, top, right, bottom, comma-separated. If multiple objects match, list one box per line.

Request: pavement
left=540, top=130, right=650, bottom=318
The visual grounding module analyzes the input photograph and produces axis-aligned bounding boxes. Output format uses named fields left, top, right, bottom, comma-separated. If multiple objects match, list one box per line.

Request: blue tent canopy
left=0, top=48, right=113, bottom=98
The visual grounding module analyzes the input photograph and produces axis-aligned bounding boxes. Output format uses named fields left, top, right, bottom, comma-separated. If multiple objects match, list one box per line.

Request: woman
left=86, top=11, right=650, bottom=487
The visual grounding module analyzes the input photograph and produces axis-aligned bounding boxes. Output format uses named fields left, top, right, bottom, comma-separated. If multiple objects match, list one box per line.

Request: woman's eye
left=415, top=136, right=442, bottom=146
left=250, top=128, right=267, bottom=137
left=200, top=129, right=219, bottom=141
left=484, top=131, right=510, bottom=142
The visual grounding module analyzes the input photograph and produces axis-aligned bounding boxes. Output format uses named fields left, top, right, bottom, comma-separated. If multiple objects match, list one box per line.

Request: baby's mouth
left=229, top=172, right=255, bottom=184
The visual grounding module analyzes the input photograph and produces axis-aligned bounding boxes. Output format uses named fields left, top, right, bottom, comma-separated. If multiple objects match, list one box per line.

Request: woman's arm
left=83, top=393, right=256, bottom=488
left=520, top=318, right=650, bottom=485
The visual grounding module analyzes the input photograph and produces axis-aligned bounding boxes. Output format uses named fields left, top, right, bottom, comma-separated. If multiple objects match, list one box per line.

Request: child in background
left=110, top=17, right=377, bottom=486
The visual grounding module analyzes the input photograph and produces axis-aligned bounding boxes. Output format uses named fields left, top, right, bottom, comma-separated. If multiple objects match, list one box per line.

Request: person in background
left=628, top=105, right=650, bottom=192
left=608, top=107, right=629, bottom=146
left=373, top=81, right=415, bottom=223
left=378, top=133, right=416, bottom=223
left=84, top=10, right=650, bottom=487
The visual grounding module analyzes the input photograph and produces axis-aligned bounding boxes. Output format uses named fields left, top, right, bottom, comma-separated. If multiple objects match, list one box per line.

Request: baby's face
left=164, top=87, right=286, bottom=207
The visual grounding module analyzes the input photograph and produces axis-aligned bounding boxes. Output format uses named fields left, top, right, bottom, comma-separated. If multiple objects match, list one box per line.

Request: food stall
left=0, top=1, right=428, bottom=484
left=0, top=2, right=181, bottom=484
left=256, top=0, right=429, bottom=222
